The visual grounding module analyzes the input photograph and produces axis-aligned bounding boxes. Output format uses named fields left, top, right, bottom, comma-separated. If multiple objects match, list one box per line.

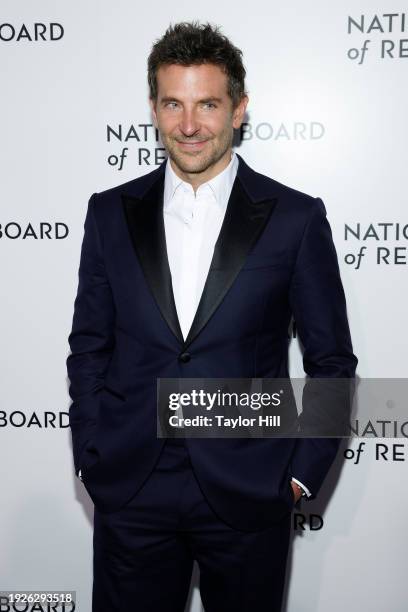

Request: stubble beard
left=162, top=127, right=233, bottom=175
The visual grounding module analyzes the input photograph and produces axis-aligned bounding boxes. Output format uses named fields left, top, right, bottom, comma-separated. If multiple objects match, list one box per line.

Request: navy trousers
left=92, top=439, right=292, bottom=612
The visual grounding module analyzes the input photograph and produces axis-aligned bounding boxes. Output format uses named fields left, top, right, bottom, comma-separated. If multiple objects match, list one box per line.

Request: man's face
left=150, top=63, right=247, bottom=178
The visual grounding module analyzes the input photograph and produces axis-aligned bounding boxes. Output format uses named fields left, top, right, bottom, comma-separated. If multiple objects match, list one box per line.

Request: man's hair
left=147, top=21, right=247, bottom=109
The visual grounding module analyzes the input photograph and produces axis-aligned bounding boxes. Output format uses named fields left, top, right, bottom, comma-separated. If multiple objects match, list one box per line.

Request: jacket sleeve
left=288, top=197, right=358, bottom=498
left=66, top=193, right=115, bottom=476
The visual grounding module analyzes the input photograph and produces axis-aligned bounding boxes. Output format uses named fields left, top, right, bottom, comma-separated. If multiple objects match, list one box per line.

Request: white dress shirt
left=79, top=150, right=311, bottom=499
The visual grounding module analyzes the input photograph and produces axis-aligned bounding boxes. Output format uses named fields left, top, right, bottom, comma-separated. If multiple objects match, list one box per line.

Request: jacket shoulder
left=85, top=164, right=164, bottom=227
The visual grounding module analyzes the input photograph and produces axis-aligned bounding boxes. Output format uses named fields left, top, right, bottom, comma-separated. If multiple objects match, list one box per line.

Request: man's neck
left=169, top=148, right=233, bottom=193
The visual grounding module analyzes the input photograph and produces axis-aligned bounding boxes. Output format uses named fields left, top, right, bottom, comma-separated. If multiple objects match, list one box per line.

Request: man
left=67, top=21, right=357, bottom=612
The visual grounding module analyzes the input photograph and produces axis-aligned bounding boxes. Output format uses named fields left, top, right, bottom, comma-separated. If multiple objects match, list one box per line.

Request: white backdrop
left=1, top=1, right=407, bottom=610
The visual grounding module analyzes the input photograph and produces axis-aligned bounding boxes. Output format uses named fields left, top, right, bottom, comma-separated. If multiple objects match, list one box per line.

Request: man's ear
left=232, top=95, right=249, bottom=129
left=149, top=97, right=158, bottom=127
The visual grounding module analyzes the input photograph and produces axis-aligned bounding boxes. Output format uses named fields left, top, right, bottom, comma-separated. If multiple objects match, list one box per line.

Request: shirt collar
left=163, top=150, right=238, bottom=212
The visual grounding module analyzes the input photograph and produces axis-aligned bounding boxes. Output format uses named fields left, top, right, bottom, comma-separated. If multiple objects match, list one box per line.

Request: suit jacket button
left=179, top=352, right=191, bottom=363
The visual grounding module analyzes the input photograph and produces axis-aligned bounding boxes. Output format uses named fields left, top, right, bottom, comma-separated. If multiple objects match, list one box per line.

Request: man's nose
left=179, top=109, right=200, bottom=136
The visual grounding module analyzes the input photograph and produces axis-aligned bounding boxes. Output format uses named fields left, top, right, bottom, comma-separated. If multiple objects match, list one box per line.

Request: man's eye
left=203, top=102, right=216, bottom=109
left=165, top=102, right=178, bottom=109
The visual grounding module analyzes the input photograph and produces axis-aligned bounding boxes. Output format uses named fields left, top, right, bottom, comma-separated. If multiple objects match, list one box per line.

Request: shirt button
left=178, top=352, right=191, bottom=363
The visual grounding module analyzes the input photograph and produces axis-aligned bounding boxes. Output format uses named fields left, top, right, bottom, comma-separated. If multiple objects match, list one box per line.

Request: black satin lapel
left=183, top=177, right=278, bottom=349
left=121, top=174, right=184, bottom=344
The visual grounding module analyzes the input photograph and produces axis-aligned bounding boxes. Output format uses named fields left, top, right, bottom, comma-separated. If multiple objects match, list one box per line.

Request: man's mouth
left=176, top=139, right=208, bottom=151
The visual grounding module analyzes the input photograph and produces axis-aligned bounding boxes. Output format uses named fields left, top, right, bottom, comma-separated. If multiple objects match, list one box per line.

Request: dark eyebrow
left=160, top=97, right=180, bottom=105
left=198, top=97, right=222, bottom=104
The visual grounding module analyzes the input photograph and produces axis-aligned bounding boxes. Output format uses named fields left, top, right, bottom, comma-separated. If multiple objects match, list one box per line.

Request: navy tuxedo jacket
left=66, top=153, right=357, bottom=531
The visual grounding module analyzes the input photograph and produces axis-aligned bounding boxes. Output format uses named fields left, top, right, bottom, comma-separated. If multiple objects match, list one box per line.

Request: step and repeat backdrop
left=1, top=1, right=406, bottom=611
